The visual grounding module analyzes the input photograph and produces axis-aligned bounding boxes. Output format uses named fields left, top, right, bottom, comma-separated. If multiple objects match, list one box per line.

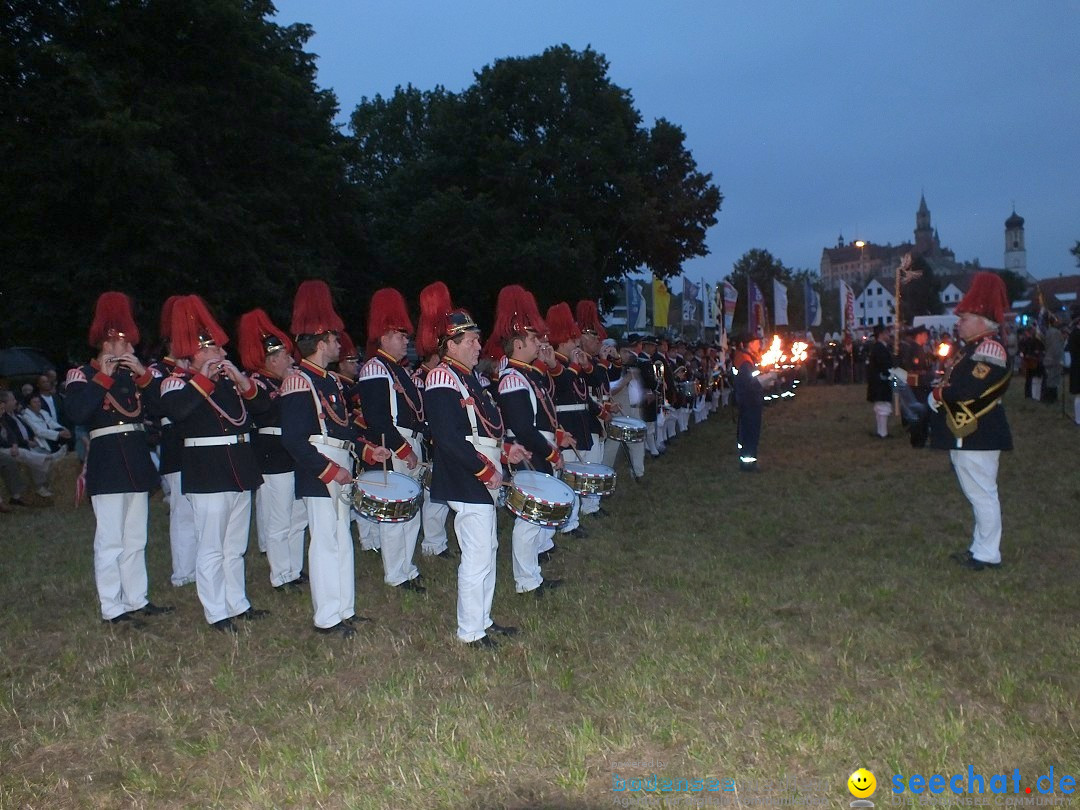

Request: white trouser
left=447, top=500, right=498, bottom=642
left=664, top=409, right=678, bottom=440
left=558, top=448, right=582, bottom=532
left=654, top=410, right=667, bottom=450
left=873, top=401, right=892, bottom=437
left=1030, top=377, right=1042, bottom=401
left=421, top=486, right=451, bottom=555
left=603, top=434, right=645, bottom=478
left=677, top=406, right=690, bottom=431
left=1074, top=395, right=1080, bottom=425
left=91, top=492, right=149, bottom=620
left=950, top=450, right=1003, bottom=565
left=711, top=389, right=720, bottom=411
left=163, top=471, right=196, bottom=586
left=304, top=443, right=355, bottom=628
left=577, top=435, right=603, bottom=515
left=352, top=506, right=380, bottom=549
left=12, top=447, right=50, bottom=487
left=377, top=434, right=422, bottom=586
left=257, top=471, right=308, bottom=586
left=512, top=518, right=551, bottom=592
left=188, top=491, right=252, bottom=624
left=643, top=419, right=659, bottom=455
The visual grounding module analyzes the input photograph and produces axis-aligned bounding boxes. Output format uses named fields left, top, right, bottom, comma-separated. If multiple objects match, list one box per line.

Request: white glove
left=926, top=391, right=940, bottom=413
left=889, top=367, right=908, bottom=385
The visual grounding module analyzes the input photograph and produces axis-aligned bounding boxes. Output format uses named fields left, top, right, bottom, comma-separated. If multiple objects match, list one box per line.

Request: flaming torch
left=789, top=341, right=809, bottom=364
left=936, top=342, right=951, bottom=359
left=759, top=334, right=787, bottom=368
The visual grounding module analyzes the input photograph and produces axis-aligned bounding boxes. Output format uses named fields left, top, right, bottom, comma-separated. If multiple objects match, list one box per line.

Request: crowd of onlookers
left=0, top=370, right=77, bottom=511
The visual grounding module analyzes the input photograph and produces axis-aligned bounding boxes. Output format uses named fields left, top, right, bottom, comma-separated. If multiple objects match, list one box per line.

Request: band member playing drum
left=606, top=340, right=647, bottom=480
left=358, top=288, right=426, bottom=593
left=576, top=299, right=620, bottom=508
left=488, top=286, right=572, bottom=594
left=419, top=282, right=528, bottom=648
left=281, top=281, right=390, bottom=640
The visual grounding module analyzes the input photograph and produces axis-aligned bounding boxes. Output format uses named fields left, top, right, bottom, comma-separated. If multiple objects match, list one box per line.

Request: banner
left=722, top=281, right=738, bottom=332
left=626, top=278, right=646, bottom=330
left=804, top=278, right=822, bottom=328
left=703, top=282, right=717, bottom=327
left=773, top=279, right=789, bottom=327
left=682, top=277, right=700, bottom=323
left=652, top=276, right=671, bottom=329
left=839, top=281, right=855, bottom=332
left=748, top=280, right=767, bottom=337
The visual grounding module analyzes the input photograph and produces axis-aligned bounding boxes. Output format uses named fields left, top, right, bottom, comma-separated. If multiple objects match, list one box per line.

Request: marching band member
left=280, top=281, right=390, bottom=639
left=357, top=288, right=425, bottom=593
left=546, top=303, right=595, bottom=534
left=656, top=337, right=679, bottom=445
left=927, top=272, right=1013, bottom=571
left=412, top=303, right=453, bottom=559
left=160, top=295, right=270, bottom=632
left=237, top=309, right=308, bottom=591
left=150, top=295, right=196, bottom=587
left=489, top=286, right=570, bottom=594
left=335, top=331, right=380, bottom=556
left=419, top=282, right=527, bottom=647
left=638, top=335, right=665, bottom=456
left=606, top=340, right=647, bottom=481
left=575, top=300, right=618, bottom=515
left=66, top=292, right=173, bottom=626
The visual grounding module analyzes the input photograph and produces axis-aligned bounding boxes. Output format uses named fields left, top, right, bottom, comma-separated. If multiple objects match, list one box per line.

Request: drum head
left=512, top=470, right=575, bottom=504
left=563, top=461, right=614, bottom=478
left=611, top=416, right=646, bottom=430
left=355, top=470, right=421, bottom=501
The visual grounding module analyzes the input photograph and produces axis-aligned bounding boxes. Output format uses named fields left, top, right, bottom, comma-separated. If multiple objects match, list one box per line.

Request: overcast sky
left=273, top=1, right=1080, bottom=287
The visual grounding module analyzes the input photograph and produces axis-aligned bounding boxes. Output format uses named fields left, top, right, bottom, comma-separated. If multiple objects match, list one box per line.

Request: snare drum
left=505, top=470, right=575, bottom=528
left=352, top=470, right=423, bottom=523
left=561, top=461, right=617, bottom=496
left=607, top=416, right=646, bottom=443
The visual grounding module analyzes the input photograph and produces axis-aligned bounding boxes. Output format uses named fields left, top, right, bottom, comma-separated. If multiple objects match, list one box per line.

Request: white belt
left=89, top=423, right=144, bottom=440
left=308, top=434, right=353, bottom=451
left=555, top=404, right=587, bottom=412
left=185, top=433, right=251, bottom=447
left=159, top=417, right=172, bottom=427
left=257, top=427, right=282, bottom=436
left=397, top=426, right=423, bottom=439
left=466, top=435, right=501, bottom=449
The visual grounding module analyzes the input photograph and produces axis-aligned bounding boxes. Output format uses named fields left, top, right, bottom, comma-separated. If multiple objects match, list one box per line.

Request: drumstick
left=571, top=445, right=584, bottom=463
left=381, top=433, right=388, bottom=485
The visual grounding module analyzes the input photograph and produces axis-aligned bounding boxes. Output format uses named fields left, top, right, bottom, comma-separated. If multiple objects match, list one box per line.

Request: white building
left=855, top=278, right=895, bottom=326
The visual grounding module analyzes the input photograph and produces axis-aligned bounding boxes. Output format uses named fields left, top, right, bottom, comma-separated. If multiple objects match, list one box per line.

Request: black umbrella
left=0, top=346, right=56, bottom=377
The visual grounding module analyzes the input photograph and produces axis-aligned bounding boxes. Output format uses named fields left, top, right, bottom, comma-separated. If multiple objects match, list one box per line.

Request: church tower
left=1004, top=209, right=1028, bottom=279
left=914, top=194, right=933, bottom=254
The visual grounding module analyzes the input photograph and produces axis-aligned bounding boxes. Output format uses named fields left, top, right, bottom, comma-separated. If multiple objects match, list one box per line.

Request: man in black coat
left=866, top=324, right=895, bottom=439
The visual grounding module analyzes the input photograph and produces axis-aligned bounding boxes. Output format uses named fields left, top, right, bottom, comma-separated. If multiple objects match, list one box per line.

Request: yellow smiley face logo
left=848, top=768, right=877, bottom=798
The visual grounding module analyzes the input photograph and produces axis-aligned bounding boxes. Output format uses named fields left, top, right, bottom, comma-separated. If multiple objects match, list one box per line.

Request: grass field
left=2, top=382, right=1078, bottom=809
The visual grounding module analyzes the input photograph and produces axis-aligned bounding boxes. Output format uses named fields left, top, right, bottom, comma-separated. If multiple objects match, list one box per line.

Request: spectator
left=1041, top=319, right=1065, bottom=404
left=867, top=324, right=895, bottom=439
left=0, top=389, right=55, bottom=497
left=20, top=392, right=72, bottom=455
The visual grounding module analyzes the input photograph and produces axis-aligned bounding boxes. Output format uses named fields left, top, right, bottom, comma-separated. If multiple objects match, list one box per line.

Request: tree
left=1071, top=241, right=1080, bottom=267
left=344, top=45, right=722, bottom=327
left=898, top=257, right=944, bottom=320
left=995, top=269, right=1028, bottom=304
left=1, top=0, right=358, bottom=357
left=724, top=249, right=792, bottom=334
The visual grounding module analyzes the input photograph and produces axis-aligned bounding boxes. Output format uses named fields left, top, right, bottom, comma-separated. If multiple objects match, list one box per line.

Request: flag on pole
left=704, top=282, right=717, bottom=327
left=839, top=281, right=855, bottom=332
left=626, top=278, right=646, bottom=330
left=804, top=278, right=822, bottom=328
left=722, top=281, right=738, bottom=332
left=772, top=279, right=789, bottom=326
left=652, top=276, right=671, bottom=329
left=748, top=280, right=767, bottom=337
left=682, top=277, right=700, bottom=323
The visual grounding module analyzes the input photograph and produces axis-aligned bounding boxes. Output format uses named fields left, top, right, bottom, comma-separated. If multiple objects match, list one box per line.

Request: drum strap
left=444, top=365, right=484, bottom=442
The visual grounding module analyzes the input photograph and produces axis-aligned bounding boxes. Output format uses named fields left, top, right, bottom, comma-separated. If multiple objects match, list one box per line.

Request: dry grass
left=1, top=382, right=1078, bottom=809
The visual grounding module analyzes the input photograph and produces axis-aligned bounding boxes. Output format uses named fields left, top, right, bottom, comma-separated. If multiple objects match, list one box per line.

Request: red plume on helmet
left=545, top=302, right=581, bottom=346
left=418, top=281, right=479, bottom=356
left=237, top=308, right=293, bottom=373
left=89, top=292, right=141, bottom=347
left=160, top=295, right=183, bottom=342
left=484, top=285, right=547, bottom=360
left=169, top=295, right=228, bottom=358
left=366, top=287, right=414, bottom=356
left=338, top=330, right=360, bottom=361
left=954, top=272, right=1009, bottom=325
left=575, top=300, right=607, bottom=340
left=290, top=280, right=344, bottom=338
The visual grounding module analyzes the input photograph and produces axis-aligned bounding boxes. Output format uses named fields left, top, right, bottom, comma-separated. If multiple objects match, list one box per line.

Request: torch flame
left=789, top=341, right=809, bottom=364
left=760, top=335, right=787, bottom=368
left=936, top=342, right=951, bottom=358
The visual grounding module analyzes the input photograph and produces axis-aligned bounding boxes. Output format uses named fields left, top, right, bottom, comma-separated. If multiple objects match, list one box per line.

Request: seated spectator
left=0, top=389, right=56, bottom=497
left=21, top=392, right=72, bottom=456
